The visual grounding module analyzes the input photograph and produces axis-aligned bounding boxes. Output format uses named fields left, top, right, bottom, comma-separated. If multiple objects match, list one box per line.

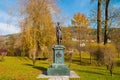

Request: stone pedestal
left=47, top=45, right=70, bottom=76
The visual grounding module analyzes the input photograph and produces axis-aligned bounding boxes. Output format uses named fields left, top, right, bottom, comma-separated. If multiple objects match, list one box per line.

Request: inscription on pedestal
left=47, top=45, right=70, bottom=76
left=56, top=52, right=62, bottom=58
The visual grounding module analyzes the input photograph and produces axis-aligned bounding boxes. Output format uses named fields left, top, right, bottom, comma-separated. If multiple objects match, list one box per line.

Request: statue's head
left=57, top=22, right=60, bottom=25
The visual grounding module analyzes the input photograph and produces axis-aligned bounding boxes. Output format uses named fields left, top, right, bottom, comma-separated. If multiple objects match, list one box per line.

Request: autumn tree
left=90, top=0, right=120, bottom=44
left=90, top=0, right=102, bottom=43
left=110, top=28, right=120, bottom=58
left=104, top=0, right=110, bottom=44
left=71, top=13, right=89, bottom=63
left=62, top=26, right=73, bottom=67
left=62, top=26, right=72, bottom=49
left=104, top=44, right=116, bottom=76
left=19, top=0, right=58, bottom=65
left=97, top=0, right=102, bottom=43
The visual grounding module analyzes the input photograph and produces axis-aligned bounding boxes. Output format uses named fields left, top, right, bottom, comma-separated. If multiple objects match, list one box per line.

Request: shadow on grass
left=116, top=60, right=120, bottom=67
left=92, top=67, right=106, bottom=70
left=78, top=70, right=104, bottom=75
left=36, top=58, right=48, bottom=60
left=24, top=63, right=47, bottom=72
left=113, top=72, right=120, bottom=75
left=0, top=59, right=4, bottom=62
left=17, top=57, right=30, bottom=61
left=72, top=59, right=91, bottom=66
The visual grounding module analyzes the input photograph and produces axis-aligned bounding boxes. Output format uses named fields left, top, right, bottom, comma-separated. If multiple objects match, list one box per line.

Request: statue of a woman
left=56, top=22, right=62, bottom=45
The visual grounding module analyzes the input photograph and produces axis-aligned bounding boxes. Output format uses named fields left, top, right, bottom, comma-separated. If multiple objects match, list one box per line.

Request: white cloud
left=0, top=10, right=21, bottom=35
left=0, top=23, right=20, bottom=35
left=0, top=10, right=20, bottom=26
left=0, top=10, right=10, bottom=22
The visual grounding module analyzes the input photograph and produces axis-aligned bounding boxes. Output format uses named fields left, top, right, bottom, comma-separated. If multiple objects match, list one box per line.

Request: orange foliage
left=72, top=13, right=89, bottom=28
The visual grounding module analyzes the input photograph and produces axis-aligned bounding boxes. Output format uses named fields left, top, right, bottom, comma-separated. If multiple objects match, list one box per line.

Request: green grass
left=0, top=56, right=48, bottom=80
left=69, top=53, right=120, bottom=80
left=0, top=54, right=120, bottom=80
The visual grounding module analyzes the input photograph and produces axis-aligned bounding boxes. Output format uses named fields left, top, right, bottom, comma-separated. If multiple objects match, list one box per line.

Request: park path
left=49, top=76, right=69, bottom=80
left=37, top=71, right=80, bottom=80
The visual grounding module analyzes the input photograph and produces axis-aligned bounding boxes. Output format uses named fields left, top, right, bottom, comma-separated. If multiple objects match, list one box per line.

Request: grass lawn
left=0, top=53, right=120, bottom=80
left=70, top=53, right=120, bottom=80
left=0, top=56, right=48, bottom=80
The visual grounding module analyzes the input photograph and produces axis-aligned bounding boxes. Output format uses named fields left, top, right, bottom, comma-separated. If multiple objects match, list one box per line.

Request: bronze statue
left=56, top=22, right=62, bottom=45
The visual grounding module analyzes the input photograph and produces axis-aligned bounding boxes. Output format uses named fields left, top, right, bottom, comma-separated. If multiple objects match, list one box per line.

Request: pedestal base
left=47, top=63, right=70, bottom=76
left=47, top=45, right=70, bottom=76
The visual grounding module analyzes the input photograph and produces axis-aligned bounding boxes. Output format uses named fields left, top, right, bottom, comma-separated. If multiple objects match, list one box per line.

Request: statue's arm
left=59, top=26, right=62, bottom=31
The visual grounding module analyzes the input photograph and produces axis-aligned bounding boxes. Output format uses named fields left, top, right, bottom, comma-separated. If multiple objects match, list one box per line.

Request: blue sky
left=0, top=0, right=120, bottom=35
left=0, top=0, right=19, bottom=35
left=57, top=0, right=97, bottom=26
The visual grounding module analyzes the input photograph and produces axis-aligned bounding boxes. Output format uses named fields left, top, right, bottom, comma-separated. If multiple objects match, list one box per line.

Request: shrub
left=87, top=43, right=104, bottom=65
left=104, top=44, right=117, bottom=76
left=87, top=43, right=117, bottom=76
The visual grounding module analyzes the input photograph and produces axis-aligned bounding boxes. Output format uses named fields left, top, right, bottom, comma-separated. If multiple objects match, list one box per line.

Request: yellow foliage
left=71, top=13, right=91, bottom=41
left=72, top=13, right=89, bottom=28
left=20, top=0, right=57, bottom=50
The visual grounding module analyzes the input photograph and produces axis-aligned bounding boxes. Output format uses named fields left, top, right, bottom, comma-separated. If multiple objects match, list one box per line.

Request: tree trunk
left=118, top=53, right=120, bottom=58
left=29, top=48, right=37, bottom=66
left=32, top=52, right=36, bottom=66
left=78, top=27, right=82, bottom=64
left=110, top=62, right=113, bottom=76
left=104, top=0, right=110, bottom=45
left=97, top=0, right=102, bottom=43
left=68, top=52, right=73, bottom=68
left=90, top=53, right=92, bottom=64
left=1, top=52, right=7, bottom=61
